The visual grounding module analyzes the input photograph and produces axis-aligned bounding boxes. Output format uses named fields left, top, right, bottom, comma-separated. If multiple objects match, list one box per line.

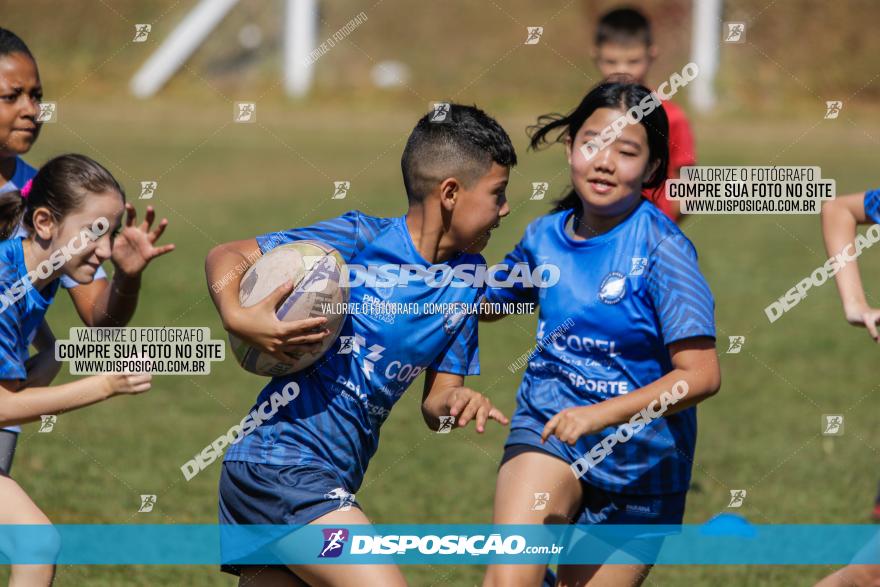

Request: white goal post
left=130, top=0, right=319, bottom=99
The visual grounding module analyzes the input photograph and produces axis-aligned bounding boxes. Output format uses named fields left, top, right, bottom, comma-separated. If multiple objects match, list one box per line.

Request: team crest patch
left=443, top=307, right=467, bottom=334
left=598, top=271, right=626, bottom=304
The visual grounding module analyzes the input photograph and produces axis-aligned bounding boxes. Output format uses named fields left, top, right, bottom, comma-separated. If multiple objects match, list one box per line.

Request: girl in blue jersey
left=0, top=27, right=173, bottom=476
left=823, top=188, right=880, bottom=526
left=814, top=189, right=880, bottom=587
left=482, top=82, right=721, bottom=587
left=0, top=154, right=156, bottom=587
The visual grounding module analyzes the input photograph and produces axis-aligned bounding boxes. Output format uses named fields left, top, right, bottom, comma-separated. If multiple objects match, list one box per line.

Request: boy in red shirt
left=592, top=7, right=696, bottom=223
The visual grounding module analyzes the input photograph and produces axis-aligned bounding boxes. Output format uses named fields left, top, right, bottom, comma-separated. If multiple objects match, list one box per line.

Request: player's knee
left=839, top=564, right=880, bottom=587
left=12, top=524, right=61, bottom=564
left=41, top=526, right=62, bottom=561
left=483, top=564, right=545, bottom=587
left=1, top=507, right=59, bottom=566
left=10, top=562, right=56, bottom=586
left=864, top=566, right=880, bottom=587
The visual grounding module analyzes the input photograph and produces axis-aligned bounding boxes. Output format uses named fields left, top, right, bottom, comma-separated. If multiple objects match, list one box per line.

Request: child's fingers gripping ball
left=229, top=240, right=349, bottom=377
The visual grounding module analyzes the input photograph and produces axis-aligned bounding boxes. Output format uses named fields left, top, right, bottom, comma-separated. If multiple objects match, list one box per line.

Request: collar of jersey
left=13, top=237, right=58, bottom=308
left=397, top=215, right=465, bottom=267
left=557, top=199, right=646, bottom=248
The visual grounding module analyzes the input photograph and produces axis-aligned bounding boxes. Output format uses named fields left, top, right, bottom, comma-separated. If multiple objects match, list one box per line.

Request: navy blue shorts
left=218, top=460, right=360, bottom=576
left=0, top=429, right=17, bottom=476
left=500, top=442, right=687, bottom=564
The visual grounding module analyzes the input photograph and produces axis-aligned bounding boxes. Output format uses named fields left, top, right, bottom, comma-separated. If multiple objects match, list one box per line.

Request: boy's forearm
left=421, top=372, right=464, bottom=427
left=422, top=392, right=449, bottom=417
left=421, top=388, right=452, bottom=426
left=205, top=243, right=253, bottom=328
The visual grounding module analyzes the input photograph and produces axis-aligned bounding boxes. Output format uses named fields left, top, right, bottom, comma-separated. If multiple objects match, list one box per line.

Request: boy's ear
left=31, top=207, right=57, bottom=241
left=439, top=177, right=459, bottom=211
left=564, top=135, right=573, bottom=167
left=648, top=44, right=658, bottom=61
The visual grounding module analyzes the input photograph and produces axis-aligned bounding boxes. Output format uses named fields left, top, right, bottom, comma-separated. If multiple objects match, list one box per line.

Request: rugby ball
left=229, top=241, right=349, bottom=376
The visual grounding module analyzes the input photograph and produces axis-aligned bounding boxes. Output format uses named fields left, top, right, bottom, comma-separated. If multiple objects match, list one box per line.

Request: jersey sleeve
left=0, top=304, right=26, bottom=380
left=484, top=225, right=539, bottom=305
left=646, top=233, right=715, bottom=345
left=864, top=189, right=880, bottom=225
left=61, top=265, right=107, bottom=289
left=429, top=312, right=480, bottom=376
left=256, top=210, right=365, bottom=262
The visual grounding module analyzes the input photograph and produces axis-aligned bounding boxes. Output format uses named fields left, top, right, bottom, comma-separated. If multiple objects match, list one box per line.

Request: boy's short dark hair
left=595, top=7, right=652, bottom=47
left=401, top=104, right=516, bottom=203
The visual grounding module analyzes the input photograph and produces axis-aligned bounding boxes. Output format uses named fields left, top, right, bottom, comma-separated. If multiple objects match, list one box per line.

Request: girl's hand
left=445, top=386, right=509, bottom=433
left=226, top=279, right=331, bottom=363
left=844, top=305, right=880, bottom=341
left=103, top=373, right=152, bottom=396
left=541, top=405, right=608, bottom=445
left=111, top=204, right=175, bottom=277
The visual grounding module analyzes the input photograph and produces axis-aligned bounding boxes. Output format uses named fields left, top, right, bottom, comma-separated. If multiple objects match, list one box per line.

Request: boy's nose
left=610, top=70, right=637, bottom=83
left=499, top=201, right=511, bottom=217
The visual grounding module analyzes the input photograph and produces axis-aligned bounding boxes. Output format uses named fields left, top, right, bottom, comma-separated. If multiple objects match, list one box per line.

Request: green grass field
left=2, top=97, right=879, bottom=586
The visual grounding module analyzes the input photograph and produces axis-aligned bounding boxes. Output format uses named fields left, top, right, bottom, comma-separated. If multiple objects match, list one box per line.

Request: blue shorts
left=501, top=438, right=687, bottom=565
left=0, top=429, right=16, bottom=476
left=218, top=460, right=360, bottom=575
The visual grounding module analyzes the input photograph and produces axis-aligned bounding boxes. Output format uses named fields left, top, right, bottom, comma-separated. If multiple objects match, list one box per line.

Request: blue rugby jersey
left=0, top=156, right=35, bottom=194
left=224, top=211, right=483, bottom=492
left=865, top=188, right=880, bottom=223
left=0, top=237, right=60, bottom=381
left=486, top=199, right=715, bottom=494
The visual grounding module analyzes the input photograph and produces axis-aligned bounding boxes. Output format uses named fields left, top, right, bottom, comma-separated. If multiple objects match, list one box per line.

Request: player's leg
left=238, top=566, right=309, bottom=586
left=0, top=429, right=17, bottom=475
left=814, top=565, right=880, bottom=587
left=813, top=526, right=880, bottom=586
left=556, top=563, right=652, bottom=587
left=556, top=488, right=684, bottom=587
left=482, top=448, right=585, bottom=587
left=277, top=507, right=408, bottom=587
left=0, top=475, right=58, bottom=587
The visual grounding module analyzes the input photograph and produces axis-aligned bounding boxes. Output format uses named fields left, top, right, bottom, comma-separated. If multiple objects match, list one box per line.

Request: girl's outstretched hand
left=111, top=204, right=175, bottom=276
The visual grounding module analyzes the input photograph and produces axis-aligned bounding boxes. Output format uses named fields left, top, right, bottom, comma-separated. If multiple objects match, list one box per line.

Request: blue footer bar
left=0, top=517, right=878, bottom=565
